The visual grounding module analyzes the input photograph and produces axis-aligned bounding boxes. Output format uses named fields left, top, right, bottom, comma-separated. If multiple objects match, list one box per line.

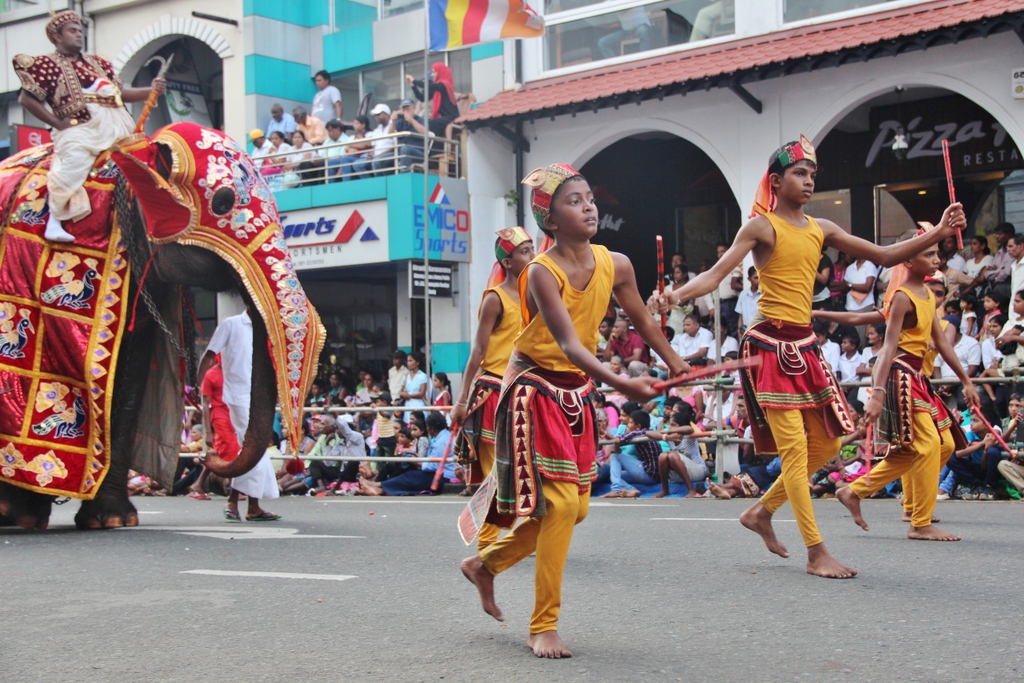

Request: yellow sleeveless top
left=480, top=285, right=523, bottom=376
left=757, top=213, right=824, bottom=326
left=896, top=286, right=935, bottom=359
left=515, top=245, right=615, bottom=374
left=922, top=314, right=947, bottom=376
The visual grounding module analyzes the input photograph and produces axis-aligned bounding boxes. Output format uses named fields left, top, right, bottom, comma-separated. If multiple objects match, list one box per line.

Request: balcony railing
left=255, top=130, right=463, bottom=192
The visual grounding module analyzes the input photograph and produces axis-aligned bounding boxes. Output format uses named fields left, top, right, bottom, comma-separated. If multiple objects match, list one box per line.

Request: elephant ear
left=110, top=124, right=325, bottom=453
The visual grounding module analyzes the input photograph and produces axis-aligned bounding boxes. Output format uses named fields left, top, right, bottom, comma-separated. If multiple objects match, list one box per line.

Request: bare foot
left=599, top=490, right=622, bottom=498
left=901, top=512, right=939, bottom=523
left=528, top=631, right=572, bottom=658
left=652, top=491, right=668, bottom=499
left=907, top=524, right=960, bottom=541
left=620, top=490, right=641, bottom=499
left=708, top=482, right=732, bottom=499
left=460, top=555, right=504, bottom=621
left=806, top=543, right=857, bottom=579
left=685, top=491, right=702, bottom=498
left=739, top=502, right=790, bottom=558
left=836, top=486, right=869, bottom=531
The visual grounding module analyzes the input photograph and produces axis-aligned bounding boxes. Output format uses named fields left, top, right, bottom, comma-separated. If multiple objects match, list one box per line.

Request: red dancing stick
left=656, top=235, right=667, bottom=330
left=970, top=405, right=1015, bottom=456
left=941, top=139, right=962, bottom=250
left=861, top=423, right=873, bottom=487
left=430, top=421, right=461, bottom=492
left=651, top=356, right=762, bottom=392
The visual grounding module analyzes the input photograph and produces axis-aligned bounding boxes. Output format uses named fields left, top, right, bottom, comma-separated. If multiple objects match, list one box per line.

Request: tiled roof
left=462, top=0, right=1023, bottom=124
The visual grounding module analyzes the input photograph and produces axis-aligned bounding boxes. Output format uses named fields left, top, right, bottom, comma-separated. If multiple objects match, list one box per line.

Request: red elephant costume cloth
left=0, top=145, right=128, bottom=498
left=0, top=122, right=323, bottom=499
left=109, top=123, right=324, bottom=461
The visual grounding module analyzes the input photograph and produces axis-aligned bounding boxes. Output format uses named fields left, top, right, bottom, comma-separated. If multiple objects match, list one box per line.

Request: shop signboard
left=10, top=124, right=51, bottom=155
left=408, top=261, right=455, bottom=298
left=412, top=177, right=471, bottom=262
left=281, top=200, right=389, bottom=270
left=817, top=94, right=1022, bottom=189
left=1014, top=68, right=1024, bottom=100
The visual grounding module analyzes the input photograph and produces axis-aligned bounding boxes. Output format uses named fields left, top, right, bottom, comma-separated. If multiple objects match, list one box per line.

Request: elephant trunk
left=201, top=312, right=278, bottom=477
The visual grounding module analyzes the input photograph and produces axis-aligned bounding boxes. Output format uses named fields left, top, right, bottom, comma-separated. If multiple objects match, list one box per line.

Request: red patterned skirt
left=739, top=320, right=855, bottom=456
left=454, top=372, right=502, bottom=485
left=879, top=353, right=966, bottom=452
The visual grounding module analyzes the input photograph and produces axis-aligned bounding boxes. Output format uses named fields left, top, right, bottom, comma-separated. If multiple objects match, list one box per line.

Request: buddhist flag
left=429, top=0, right=545, bottom=51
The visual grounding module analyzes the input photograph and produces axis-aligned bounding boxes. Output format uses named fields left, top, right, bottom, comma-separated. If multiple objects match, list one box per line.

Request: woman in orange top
left=452, top=226, right=535, bottom=550
left=652, top=135, right=967, bottom=579
left=460, top=164, right=686, bottom=659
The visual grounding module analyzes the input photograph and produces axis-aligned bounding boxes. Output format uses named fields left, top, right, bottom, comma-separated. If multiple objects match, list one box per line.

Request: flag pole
left=423, top=0, right=433, bottom=380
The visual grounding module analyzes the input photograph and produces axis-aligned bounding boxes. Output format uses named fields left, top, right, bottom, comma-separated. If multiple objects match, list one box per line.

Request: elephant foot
left=75, top=495, right=139, bottom=530
left=0, top=482, right=53, bottom=530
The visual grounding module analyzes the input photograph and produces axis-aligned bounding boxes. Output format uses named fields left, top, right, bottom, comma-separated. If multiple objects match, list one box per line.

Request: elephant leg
left=75, top=315, right=158, bottom=530
left=0, top=482, right=54, bottom=530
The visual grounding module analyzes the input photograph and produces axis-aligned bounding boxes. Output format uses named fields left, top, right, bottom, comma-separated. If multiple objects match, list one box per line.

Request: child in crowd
left=656, top=405, right=708, bottom=498
left=433, top=372, right=452, bottom=407
left=306, top=379, right=327, bottom=408
left=959, top=293, right=978, bottom=338
left=837, top=333, right=862, bottom=382
left=814, top=320, right=841, bottom=373
left=979, top=292, right=1008, bottom=343
left=603, top=409, right=665, bottom=498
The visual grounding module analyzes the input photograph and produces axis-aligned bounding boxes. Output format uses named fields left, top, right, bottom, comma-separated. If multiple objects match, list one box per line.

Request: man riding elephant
left=12, top=9, right=166, bottom=244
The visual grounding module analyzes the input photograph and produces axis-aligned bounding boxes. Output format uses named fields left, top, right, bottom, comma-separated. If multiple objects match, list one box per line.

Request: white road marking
left=137, top=511, right=163, bottom=514
left=182, top=569, right=356, bottom=582
left=590, top=503, right=674, bottom=507
left=122, top=526, right=364, bottom=540
left=650, top=517, right=797, bottom=522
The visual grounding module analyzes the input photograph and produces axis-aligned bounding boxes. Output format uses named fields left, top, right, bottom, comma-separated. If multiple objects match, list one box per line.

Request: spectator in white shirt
left=311, top=70, right=342, bottom=123
left=735, top=266, right=761, bottom=334
left=709, top=320, right=738, bottom=360
left=714, top=243, right=743, bottom=336
left=248, top=129, right=273, bottom=168
left=844, top=257, right=878, bottom=313
left=836, top=332, right=862, bottom=382
left=672, top=314, right=714, bottom=362
left=855, top=322, right=885, bottom=379
left=813, top=320, right=841, bottom=374
left=936, top=316, right=981, bottom=378
left=1007, top=232, right=1024, bottom=303
left=367, top=103, right=395, bottom=172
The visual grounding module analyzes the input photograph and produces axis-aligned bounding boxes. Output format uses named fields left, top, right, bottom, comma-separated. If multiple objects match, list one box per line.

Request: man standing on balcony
left=311, top=70, right=342, bottom=123
left=13, top=9, right=165, bottom=244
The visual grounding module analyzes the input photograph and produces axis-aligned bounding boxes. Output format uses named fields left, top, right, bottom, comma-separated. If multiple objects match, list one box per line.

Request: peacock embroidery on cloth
left=40, top=252, right=99, bottom=310
left=31, top=382, right=86, bottom=440
left=0, top=303, right=34, bottom=359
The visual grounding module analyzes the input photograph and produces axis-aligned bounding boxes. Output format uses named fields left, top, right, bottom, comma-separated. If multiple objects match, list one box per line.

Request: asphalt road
left=1, top=495, right=1022, bottom=683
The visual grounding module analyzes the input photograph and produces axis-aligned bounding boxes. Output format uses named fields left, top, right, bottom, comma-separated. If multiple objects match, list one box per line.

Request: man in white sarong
left=12, top=10, right=166, bottom=244
left=200, top=309, right=282, bottom=521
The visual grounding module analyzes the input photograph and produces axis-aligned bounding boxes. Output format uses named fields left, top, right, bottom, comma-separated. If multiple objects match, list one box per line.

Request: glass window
left=336, top=73, right=361, bottom=119
left=382, top=0, right=421, bottom=19
left=784, top=0, right=893, bottom=23
left=545, top=0, right=607, bottom=13
left=363, top=63, right=403, bottom=114
left=545, top=0, right=734, bottom=70
left=448, top=48, right=473, bottom=94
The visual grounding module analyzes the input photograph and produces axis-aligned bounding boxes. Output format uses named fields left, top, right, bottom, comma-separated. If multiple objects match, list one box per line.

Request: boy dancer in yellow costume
left=652, top=136, right=965, bottom=578
left=836, top=244, right=976, bottom=540
left=453, top=226, right=535, bottom=550
left=460, top=164, right=687, bottom=658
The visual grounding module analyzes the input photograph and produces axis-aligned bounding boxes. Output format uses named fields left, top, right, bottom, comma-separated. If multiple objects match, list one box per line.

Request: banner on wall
left=11, top=124, right=51, bottom=155
left=282, top=200, right=389, bottom=270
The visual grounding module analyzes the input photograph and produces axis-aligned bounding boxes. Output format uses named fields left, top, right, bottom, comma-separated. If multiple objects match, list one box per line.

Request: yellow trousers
left=479, top=477, right=590, bottom=634
left=850, top=412, right=943, bottom=528
left=902, top=425, right=954, bottom=515
left=759, top=408, right=841, bottom=548
left=476, top=442, right=501, bottom=550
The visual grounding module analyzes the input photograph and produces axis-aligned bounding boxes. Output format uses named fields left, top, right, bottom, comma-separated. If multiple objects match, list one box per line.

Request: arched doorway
left=126, top=36, right=224, bottom=133
left=814, top=87, right=1024, bottom=246
left=579, top=132, right=741, bottom=289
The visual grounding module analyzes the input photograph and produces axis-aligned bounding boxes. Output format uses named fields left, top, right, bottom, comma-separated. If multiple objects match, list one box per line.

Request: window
left=448, top=48, right=472, bottom=94
left=381, top=0, right=420, bottom=19
left=362, top=63, right=403, bottom=113
left=545, top=0, right=734, bottom=70
left=336, top=73, right=361, bottom=120
left=784, top=0, right=893, bottom=23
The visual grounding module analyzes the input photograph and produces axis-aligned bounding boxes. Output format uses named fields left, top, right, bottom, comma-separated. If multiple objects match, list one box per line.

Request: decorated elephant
left=0, top=122, right=324, bottom=530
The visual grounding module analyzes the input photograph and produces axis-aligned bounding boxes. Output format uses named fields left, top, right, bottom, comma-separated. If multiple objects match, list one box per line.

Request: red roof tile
left=463, top=0, right=1022, bottom=123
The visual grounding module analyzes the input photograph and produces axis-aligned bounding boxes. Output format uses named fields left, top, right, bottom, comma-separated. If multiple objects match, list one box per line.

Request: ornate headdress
left=46, top=10, right=81, bottom=45
left=749, top=134, right=817, bottom=218
left=522, top=163, right=580, bottom=228
left=488, top=226, right=533, bottom=288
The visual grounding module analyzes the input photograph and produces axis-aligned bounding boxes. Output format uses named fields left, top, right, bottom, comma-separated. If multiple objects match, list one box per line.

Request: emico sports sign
left=281, top=200, right=389, bottom=270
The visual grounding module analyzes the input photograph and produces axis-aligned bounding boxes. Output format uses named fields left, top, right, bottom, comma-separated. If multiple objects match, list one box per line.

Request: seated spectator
left=997, top=449, right=1024, bottom=496
left=602, top=409, right=663, bottom=498
left=277, top=455, right=309, bottom=495
left=266, top=103, right=296, bottom=138
left=603, top=318, right=650, bottom=378
left=959, top=293, right=980, bottom=338
left=325, top=370, right=351, bottom=407
left=844, top=256, right=878, bottom=315
left=980, top=291, right=1009, bottom=343
left=259, top=130, right=291, bottom=182
left=372, top=99, right=425, bottom=174
left=306, top=378, right=327, bottom=408
left=672, top=314, right=714, bottom=363
left=735, top=266, right=760, bottom=334
left=367, top=104, right=395, bottom=172
left=836, top=332, right=862, bottom=382
left=320, top=119, right=349, bottom=182
left=307, top=414, right=364, bottom=495
left=406, top=62, right=459, bottom=137
left=708, top=320, right=738, bottom=360
left=339, top=115, right=373, bottom=180
left=293, top=106, right=327, bottom=145
left=360, top=412, right=454, bottom=495
left=311, top=70, right=343, bottom=123
left=814, top=320, right=841, bottom=372
left=706, top=471, right=760, bottom=499
left=249, top=129, right=273, bottom=167
left=284, top=131, right=316, bottom=187
left=597, top=316, right=613, bottom=357
left=941, top=408, right=1004, bottom=500
left=127, top=469, right=164, bottom=496
left=655, top=406, right=707, bottom=498
left=935, top=316, right=981, bottom=378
